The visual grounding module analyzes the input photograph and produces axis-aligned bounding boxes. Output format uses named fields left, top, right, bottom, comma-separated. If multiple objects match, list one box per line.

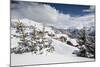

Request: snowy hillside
left=11, top=18, right=95, bottom=66
left=52, top=39, right=78, bottom=55
left=11, top=39, right=94, bottom=66
left=11, top=18, right=78, bottom=48
left=11, top=18, right=55, bottom=34
left=11, top=18, right=55, bottom=48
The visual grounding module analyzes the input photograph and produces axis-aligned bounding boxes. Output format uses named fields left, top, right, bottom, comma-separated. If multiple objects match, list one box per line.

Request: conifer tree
left=76, top=27, right=95, bottom=58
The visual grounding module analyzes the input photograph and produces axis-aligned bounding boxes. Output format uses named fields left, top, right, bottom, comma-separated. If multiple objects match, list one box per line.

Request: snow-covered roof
left=55, top=34, right=68, bottom=38
left=67, top=38, right=79, bottom=46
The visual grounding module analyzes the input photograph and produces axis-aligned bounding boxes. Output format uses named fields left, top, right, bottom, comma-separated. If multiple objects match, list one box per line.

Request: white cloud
left=11, top=2, right=95, bottom=29
left=83, top=6, right=95, bottom=12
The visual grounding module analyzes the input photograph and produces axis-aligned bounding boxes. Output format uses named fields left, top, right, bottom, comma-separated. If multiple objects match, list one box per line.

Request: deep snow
left=11, top=39, right=94, bottom=66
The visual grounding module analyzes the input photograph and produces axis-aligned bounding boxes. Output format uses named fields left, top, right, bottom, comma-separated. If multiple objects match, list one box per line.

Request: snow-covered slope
left=11, top=18, right=94, bottom=66
left=11, top=18, right=78, bottom=47
left=11, top=39, right=94, bottom=66
left=52, top=39, right=78, bottom=55
left=11, top=18, right=55, bottom=48
left=11, top=18, right=55, bottom=33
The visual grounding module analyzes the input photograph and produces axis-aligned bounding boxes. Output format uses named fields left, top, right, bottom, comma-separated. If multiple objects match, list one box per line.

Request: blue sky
left=11, top=1, right=95, bottom=29
left=45, top=3, right=93, bottom=16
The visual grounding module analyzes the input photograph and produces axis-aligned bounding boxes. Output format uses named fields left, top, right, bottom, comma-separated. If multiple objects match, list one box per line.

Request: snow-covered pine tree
left=75, top=27, right=95, bottom=58
left=16, top=19, right=27, bottom=46
left=42, top=24, right=55, bottom=54
left=85, top=33, right=95, bottom=58
left=77, top=27, right=86, bottom=46
left=30, top=25, right=41, bottom=54
left=31, top=24, right=54, bottom=55
left=12, top=19, right=31, bottom=54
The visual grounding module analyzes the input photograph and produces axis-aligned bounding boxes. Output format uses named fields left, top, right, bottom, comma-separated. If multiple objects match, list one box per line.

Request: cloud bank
left=11, top=2, right=95, bottom=29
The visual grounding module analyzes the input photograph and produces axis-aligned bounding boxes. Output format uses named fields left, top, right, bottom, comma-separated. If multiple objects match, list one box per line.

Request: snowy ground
left=11, top=39, right=94, bottom=66
left=11, top=53, right=94, bottom=66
